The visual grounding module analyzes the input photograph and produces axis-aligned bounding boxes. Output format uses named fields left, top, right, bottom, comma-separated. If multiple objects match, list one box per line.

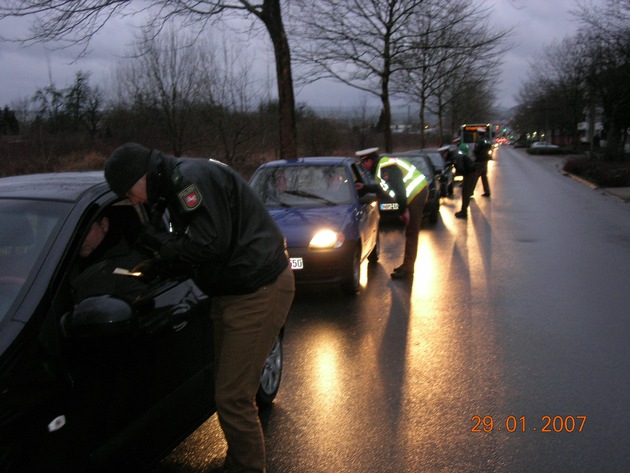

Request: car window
left=68, top=201, right=150, bottom=305
left=0, top=199, right=70, bottom=323
left=425, top=152, right=445, bottom=170
left=405, top=157, right=433, bottom=178
left=251, top=165, right=353, bottom=207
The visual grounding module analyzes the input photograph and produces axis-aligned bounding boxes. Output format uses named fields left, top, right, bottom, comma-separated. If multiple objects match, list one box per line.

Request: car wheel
left=341, top=246, right=361, bottom=295
left=257, top=332, right=283, bottom=406
left=368, top=233, right=380, bottom=264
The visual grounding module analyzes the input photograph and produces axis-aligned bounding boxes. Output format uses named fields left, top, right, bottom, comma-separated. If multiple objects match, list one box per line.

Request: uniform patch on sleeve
left=177, top=184, right=202, bottom=211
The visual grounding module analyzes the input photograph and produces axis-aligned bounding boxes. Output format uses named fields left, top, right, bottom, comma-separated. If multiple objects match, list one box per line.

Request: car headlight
left=309, top=229, right=345, bottom=249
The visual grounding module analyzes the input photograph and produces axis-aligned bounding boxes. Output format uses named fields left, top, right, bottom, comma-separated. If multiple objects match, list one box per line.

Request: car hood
left=267, top=205, right=355, bottom=247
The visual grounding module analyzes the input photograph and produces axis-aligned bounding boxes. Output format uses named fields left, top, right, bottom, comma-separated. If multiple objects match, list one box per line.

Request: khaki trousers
left=210, top=266, right=295, bottom=473
left=401, top=185, right=429, bottom=271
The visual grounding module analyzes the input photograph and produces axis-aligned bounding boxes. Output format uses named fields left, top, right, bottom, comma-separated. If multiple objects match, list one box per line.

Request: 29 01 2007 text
left=471, top=415, right=587, bottom=433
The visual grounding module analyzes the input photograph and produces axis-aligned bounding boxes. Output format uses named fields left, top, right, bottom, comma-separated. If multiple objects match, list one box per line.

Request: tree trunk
left=381, top=77, right=393, bottom=153
left=259, top=0, right=298, bottom=160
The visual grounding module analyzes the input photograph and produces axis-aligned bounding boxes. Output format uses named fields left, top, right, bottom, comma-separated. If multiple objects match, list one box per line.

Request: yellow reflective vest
left=375, top=156, right=428, bottom=207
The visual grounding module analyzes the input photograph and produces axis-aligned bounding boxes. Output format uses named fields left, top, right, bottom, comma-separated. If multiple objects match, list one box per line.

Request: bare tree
left=0, top=0, right=298, bottom=159
left=64, top=71, right=104, bottom=138
left=202, top=35, right=265, bottom=167
left=574, top=0, right=630, bottom=155
left=291, top=0, right=425, bottom=152
left=393, top=0, right=510, bottom=145
left=539, top=38, right=588, bottom=147
left=116, top=26, right=215, bottom=156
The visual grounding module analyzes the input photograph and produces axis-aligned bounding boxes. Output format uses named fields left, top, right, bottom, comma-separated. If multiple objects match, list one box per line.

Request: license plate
left=380, top=202, right=399, bottom=211
left=289, top=257, right=303, bottom=270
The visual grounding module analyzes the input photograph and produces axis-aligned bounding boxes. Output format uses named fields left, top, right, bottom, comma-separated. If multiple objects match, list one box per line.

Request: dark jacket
left=71, top=235, right=148, bottom=303
left=474, top=138, right=492, bottom=162
left=359, top=165, right=389, bottom=199
left=447, top=148, right=475, bottom=177
left=145, top=151, right=289, bottom=296
left=377, top=163, right=408, bottom=215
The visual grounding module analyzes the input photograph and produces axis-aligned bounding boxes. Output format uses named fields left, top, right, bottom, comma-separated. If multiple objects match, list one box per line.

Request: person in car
left=104, top=142, right=295, bottom=473
left=70, top=212, right=149, bottom=303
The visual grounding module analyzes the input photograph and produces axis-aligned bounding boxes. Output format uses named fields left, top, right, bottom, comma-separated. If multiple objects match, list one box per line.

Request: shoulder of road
left=562, top=169, right=630, bottom=204
left=516, top=150, right=630, bottom=204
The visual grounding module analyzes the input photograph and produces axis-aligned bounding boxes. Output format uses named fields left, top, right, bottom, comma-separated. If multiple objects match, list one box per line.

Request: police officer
left=439, top=145, right=476, bottom=219
left=377, top=155, right=429, bottom=279
left=453, top=136, right=470, bottom=157
left=354, top=147, right=381, bottom=191
left=473, top=129, right=492, bottom=197
left=355, top=148, right=429, bottom=280
left=104, top=143, right=295, bottom=473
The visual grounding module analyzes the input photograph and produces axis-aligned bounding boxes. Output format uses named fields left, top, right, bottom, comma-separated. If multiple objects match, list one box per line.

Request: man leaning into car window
left=355, top=147, right=429, bottom=280
left=104, top=142, right=295, bottom=473
left=70, top=212, right=149, bottom=304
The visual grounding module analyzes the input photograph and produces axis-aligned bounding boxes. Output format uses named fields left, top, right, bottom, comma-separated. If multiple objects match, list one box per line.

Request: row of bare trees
left=291, top=0, right=508, bottom=149
left=510, top=0, right=630, bottom=158
left=1, top=0, right=510, bottom=168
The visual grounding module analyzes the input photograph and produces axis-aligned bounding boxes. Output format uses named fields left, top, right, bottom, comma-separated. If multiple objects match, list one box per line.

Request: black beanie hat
left=105, top=143, right=151, bottom=197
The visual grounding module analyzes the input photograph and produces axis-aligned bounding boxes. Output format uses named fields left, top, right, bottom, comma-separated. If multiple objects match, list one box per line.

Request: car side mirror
left=62, top=295, right=136, bottom=339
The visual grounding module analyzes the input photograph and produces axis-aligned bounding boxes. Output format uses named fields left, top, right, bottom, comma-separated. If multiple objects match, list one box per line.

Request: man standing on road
left=355, top=148, right=429, bottom=280
left=439, top=145, right=477, bottom=220
left=473, top=128, right=492, bottom=198
left=104, top=143, right=295, bottom=473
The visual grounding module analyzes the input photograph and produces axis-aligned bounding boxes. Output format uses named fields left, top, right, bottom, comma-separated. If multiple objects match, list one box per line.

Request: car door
left=351, top=162, right=379, bottom=260
left=10, top=199, right=215, bottom=472
left=61, top=201, right=215, bottom=470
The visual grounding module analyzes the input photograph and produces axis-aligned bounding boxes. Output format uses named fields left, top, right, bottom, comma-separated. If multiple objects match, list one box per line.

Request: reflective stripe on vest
left=376, top=157, right=427, bottom=202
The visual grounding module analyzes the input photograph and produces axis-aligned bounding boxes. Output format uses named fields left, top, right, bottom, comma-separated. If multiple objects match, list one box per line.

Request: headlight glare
left=309, top=229, right=344, bottom=248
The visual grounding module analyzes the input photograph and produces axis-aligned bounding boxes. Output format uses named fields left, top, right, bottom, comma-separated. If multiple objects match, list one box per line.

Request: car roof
left=256, top=157, right=359, bottom=168
left=401, top=148, right=441, bottom=153
left=0, top=171, right=108, bottom=202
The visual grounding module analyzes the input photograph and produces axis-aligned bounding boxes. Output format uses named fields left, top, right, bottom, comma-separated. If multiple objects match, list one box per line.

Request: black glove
left=131, top=259, right=173, bottom=282
left=137, top=226, right=171, bottom=255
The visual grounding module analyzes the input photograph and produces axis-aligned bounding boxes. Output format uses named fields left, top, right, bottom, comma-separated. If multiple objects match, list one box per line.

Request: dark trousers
left=211, top=266, right=295, bottom=472
left=401, top=186, right=429, bottom=272
left=474, top=160, right=490, bottom=195
left=460, top=171, right=479, bottom=214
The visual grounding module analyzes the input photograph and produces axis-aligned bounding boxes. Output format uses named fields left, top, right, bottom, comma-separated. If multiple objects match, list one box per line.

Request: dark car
left=405, top=149, right=454, bottom=197
left=377, top=153, right=442, bottom=224
left=0, top=172, right=282, bottom=472
left=249, top=157, right=380, bottom=295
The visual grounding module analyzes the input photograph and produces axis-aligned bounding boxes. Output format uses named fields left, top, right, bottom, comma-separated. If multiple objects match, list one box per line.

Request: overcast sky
left=0, top=0, right=581, bottom=113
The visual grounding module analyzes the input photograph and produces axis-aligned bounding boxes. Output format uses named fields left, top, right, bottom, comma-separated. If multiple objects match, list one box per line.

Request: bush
left=564, top=157, right=630, bottom=187
left=526, top=147, right=570, bottom=155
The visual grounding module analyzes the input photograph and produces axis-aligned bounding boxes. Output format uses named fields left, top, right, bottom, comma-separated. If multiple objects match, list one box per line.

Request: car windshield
left=0, top=199, right=69, bottom=323
left=250, top=165, right=353, bottom=208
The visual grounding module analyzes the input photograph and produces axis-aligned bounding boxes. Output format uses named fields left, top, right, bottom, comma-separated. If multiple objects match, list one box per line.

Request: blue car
left=249, top=157, right=380, bottom=295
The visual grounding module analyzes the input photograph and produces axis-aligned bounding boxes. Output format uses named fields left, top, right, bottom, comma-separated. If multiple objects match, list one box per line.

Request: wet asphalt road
left=153, top=147, right=630, bottom=472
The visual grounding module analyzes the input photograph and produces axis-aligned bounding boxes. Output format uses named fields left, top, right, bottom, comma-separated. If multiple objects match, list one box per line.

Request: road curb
left=560, top=170, right=630, bottom=204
